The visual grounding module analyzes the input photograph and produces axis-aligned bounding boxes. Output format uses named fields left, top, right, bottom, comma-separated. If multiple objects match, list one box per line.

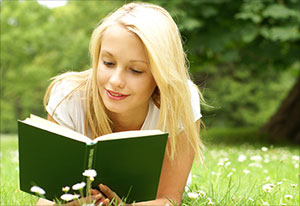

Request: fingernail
left=100, top=184, right=106, bottom=192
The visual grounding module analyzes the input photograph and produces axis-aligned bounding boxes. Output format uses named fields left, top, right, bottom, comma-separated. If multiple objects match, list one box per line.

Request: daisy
left=284, top=195, right=293, bottom=200
left=61, top=194, right=78, bottom=202
left=187, top=192, right=199, bottom=199
left=72, top=182, right=86, bottom=190
left=62, top=186, right=70, bottom=193
left=30, top=186, right=45, bottom=195
left=238, top=155, right=246, bottom=162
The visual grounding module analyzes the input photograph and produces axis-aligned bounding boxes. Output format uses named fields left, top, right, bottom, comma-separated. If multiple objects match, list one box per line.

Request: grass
left=1, top=131, right=299, bottom=206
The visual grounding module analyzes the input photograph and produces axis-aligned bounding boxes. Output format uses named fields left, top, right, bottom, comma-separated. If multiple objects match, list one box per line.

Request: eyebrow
left=102, top=50, right=148, bottom=64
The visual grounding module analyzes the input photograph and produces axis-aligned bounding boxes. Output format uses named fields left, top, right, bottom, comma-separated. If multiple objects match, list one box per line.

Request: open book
left=18, top=114, right=168, bottom=203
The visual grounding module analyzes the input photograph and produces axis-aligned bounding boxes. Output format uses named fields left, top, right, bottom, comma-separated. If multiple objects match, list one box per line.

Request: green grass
left=1, top=135, right=38, bottom=205
left=1, top=133, right=299, bottom=205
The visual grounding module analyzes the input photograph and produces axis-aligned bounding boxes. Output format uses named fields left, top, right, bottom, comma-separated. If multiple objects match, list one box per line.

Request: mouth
left=105, top=89, right=129, bottom=100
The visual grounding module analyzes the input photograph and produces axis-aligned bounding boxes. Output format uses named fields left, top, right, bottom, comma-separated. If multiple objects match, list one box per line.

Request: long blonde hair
left=44, top=2, right=205, bottom=162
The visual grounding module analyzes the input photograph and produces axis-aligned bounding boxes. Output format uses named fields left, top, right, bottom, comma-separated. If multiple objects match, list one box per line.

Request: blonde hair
left=44, top=2, right=205, bottom=162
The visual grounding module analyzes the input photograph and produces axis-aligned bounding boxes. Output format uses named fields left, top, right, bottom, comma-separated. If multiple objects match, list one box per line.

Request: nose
left=109, top=67, right=125, bottom=89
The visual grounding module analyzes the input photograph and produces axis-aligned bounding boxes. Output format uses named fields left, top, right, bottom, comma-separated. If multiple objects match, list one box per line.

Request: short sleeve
left=188, top=80, right=202, bottom=121
left=46, top=80, right=80, bottom=131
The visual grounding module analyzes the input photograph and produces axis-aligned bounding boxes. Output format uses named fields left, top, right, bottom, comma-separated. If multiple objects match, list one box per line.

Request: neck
left=108, top=105, right=149, bottom=132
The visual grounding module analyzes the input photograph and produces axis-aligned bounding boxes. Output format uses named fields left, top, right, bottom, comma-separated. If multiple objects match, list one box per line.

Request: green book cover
left=18, top=114, right=168, bottom=203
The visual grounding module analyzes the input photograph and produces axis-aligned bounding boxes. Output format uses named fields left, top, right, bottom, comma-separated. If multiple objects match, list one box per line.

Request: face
left=97, top=24, right=157, bottom=117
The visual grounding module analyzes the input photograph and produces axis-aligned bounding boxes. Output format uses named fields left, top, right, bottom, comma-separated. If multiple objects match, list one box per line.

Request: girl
left=38, top=2, right=204, bottom=205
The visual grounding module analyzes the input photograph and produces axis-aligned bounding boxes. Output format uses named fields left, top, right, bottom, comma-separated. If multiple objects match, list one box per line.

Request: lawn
left=1, top=133, right=299, bottom=205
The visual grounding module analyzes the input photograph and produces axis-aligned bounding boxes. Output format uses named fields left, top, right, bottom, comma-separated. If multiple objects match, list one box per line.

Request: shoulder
left=187, top=80, right=202, bottom=120
left=49, top=70, right=90, bottom=97
left=45, top=71, right=89, bottom=131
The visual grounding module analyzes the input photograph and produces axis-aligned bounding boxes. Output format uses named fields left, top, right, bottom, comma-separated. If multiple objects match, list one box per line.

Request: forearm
left=37, top=198, right=55, bottom=206
left=132, top=198, right=178, bottom=206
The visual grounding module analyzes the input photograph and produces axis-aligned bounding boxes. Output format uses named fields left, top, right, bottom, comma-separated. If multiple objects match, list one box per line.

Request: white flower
left=187, top=192, right=199, bottom=199
left=30, top=186, right=45, bottom=195
left=262, top=184, right=272, bottom=192
left=248, top=163, right=263, bottom=168
left=266, top=176, right=271, bottom=181
left=238, top=155, right=246, bottom=162
left=292, top=155, right=300, bottom=161
left=208, top=200, right=214, bottom=205
left=207, top=198, right=214, bottom=205
left=264, top=159, right=270, bottom=163
left=225, top=161, right=231, bottom=167
left=261, top=147, right=268, bottom=152
left=250, top=155, right=262, bottom=161
left=279, top=203, right=287, bottom=206
left=248, top=197, right=254, bottom=202
left=290, top=183, right=297, bottom=187
left=73, top=194, right=80, bottom=199
left=276, top=181, right=283, bottom=185
left=72, top=182, right=86, bottom=190
left=60, top=194, right=79, bottom=201
left=62, top=186, right=70, bottom=193
left=262, top=201, right=269, bottom=205
left=243, top=169, right=250, bottom=174
left=82, top=169, right=97, bottom=178
left=284, top=195, right=293, bottom=200
left=217, top=161, right=224, bottom=166
left=227, top=172, right=233, bottom=178
left=294, top=163, right=299, bottom=168
left=264, top=169, right=269, bottom=173
left=199, top=190, right=206, bottom=198
left=232, top=168, right=236, bottom=172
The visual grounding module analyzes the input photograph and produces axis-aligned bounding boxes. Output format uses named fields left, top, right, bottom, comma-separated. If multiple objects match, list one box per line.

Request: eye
left=130, top=68, right=143, bottom=74
left=103, top=61, right=114, bottom=67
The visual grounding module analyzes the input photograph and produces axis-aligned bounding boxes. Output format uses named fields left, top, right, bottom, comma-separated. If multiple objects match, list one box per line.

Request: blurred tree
left=1, top=0, right=122, bottom=133
left=153, top=0, right=299, bottom=143
left=1, top=0, right=299, bottom=144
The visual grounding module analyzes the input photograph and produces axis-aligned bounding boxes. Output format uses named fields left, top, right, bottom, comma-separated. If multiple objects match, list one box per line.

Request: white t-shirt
left=46, top=79, right=202, bottom=136
left=46, top=79, right=201, bottom=191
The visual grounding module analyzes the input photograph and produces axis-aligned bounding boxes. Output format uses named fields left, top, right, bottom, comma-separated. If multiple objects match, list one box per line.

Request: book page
left=94, top=130, right=166, bottom=143
left=23, top=114, right=92, bottom=144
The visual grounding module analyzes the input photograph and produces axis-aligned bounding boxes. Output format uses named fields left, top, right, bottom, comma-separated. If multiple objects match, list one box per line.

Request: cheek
left=139, top=78, right=157, bottom=97
left=97, top=67, right=108, bottom=87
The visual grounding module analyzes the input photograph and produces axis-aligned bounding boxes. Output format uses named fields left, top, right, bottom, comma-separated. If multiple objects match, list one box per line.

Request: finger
left=82, top=193, right=104, bottom=203
left=99, top=184, right=122, bottom=203
left=92, top=193, right=104, bottom=201
left=99, top=198, right=110, bottom=206
left=95, top=196, right=106, bottom=205
left=90, top=188, right=101, bottom=195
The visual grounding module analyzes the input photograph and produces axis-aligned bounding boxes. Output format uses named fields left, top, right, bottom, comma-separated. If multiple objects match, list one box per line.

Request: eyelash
left=103, top=61, right=114, bottom=66
left=103, top=61, right=143, bottom=74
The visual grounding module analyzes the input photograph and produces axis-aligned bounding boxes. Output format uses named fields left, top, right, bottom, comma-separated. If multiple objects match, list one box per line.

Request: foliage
left=1, top=0, right=299, bottom=133
left=1, top=0, right=122, bottom=133
left=153, top=0, right=299, bottom=127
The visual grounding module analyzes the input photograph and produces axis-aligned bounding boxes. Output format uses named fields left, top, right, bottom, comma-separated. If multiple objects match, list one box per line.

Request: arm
left=100, top=119, right=200, bottom=205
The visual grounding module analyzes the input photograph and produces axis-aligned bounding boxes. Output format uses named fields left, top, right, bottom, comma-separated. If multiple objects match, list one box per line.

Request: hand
left=59, top=189, right=106, bottom=206
left=97, top=184, right=127, bottom=206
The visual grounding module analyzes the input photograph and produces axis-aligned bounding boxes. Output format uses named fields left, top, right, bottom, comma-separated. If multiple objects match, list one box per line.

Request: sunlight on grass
left=1, top=134, right=299, bottom=205
left=0, top=135, right=38, bottom=205
left=184, top=144, right=300, bottom=205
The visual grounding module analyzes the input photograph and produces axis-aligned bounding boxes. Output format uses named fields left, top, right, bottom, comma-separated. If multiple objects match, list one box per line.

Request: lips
left=106, top=89, right=129, bottom=101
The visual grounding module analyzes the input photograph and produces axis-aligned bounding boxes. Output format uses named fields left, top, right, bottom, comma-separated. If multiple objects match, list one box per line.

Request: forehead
left=101, top=25, right=147, bottom=59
